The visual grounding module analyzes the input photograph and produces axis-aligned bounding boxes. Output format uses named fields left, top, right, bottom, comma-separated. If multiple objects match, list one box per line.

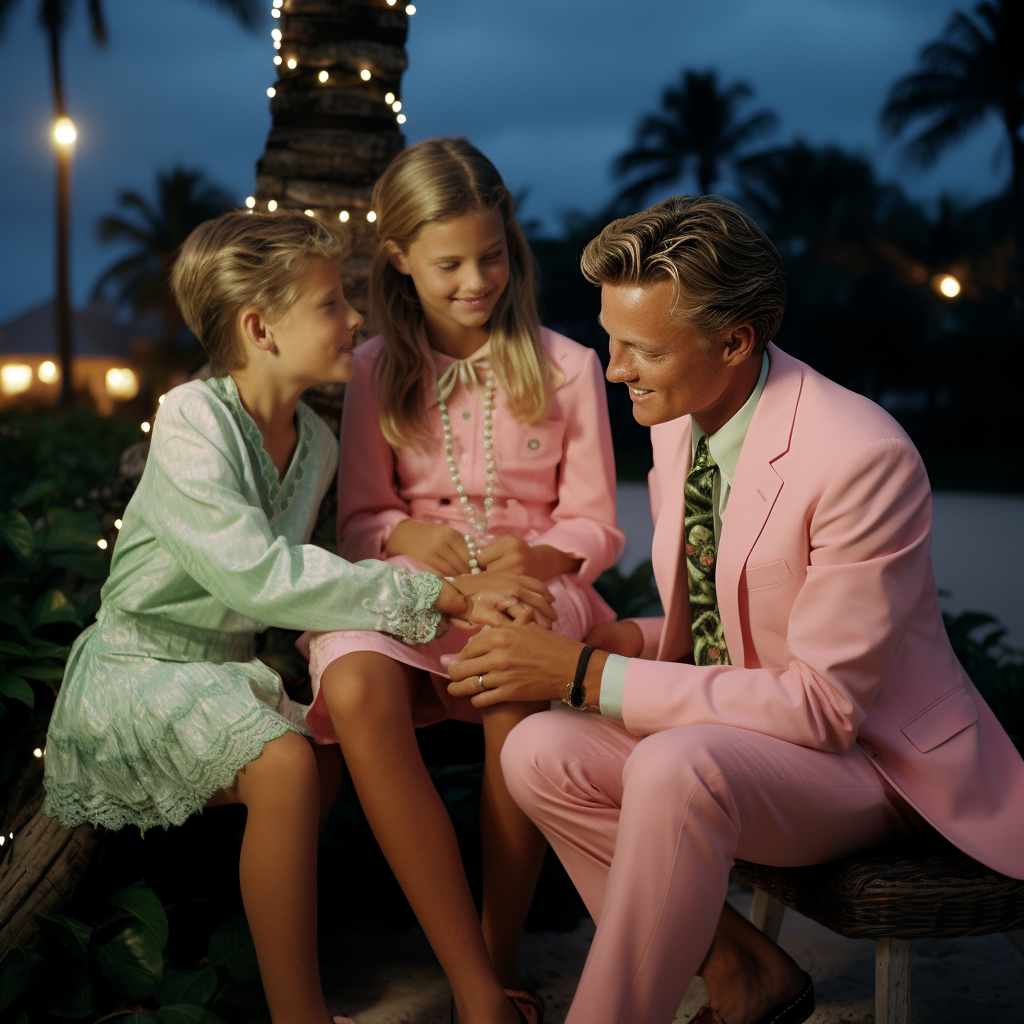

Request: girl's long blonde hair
left=369, top=138, right=550, bottom=447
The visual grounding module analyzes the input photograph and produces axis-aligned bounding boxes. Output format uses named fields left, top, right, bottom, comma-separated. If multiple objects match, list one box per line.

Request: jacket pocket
left=745, top=559, right=794, bottom=590
left=900, top=687, right=979, bottom=752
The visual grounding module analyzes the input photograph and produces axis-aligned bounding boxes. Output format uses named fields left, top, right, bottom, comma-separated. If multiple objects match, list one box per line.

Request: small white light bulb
left=406, top=4, right=416, bottom=13
left=274, top=55, right=282, bottom=65
left=38, top=360, right=58, bottom=383
left=245, top=196, right=256, bottom=209
left=396, top=113, right=407, bottom=124
left=392, top=100, right=402, bottom=112
left=366, top=210, right=377, bottom=223
left=387, top=0, right=396, bottom=5
left=319, top=70, right=329, bottom=83
left=158, top=393, right=166, bottom=404
left=97, top=538, right=108, bottom=550
left=287, top=57, right=297, bottom=69
left=304, top=209, right=315, bottom=217
left=271, top=7, right=280, bottom=17
left=339, top=210, right=350, bottom=222
left=115, top=519, right=123, bottom=530
left=141, top=421, right=151, bottom=433
left=385, top=92, right=395, bottom=104
left=53, top=116, right=77, bottom=146
left=268, top=199, right=278, bottom=211
left=360, top=69, right=372, bottom=81
left=267, top=87, right=276, bottom=97
left=33, top=748, right=43, bottom=758
left=272, top=28, right=282, bottom=40
left=274, top=39, right=281, bottom=49
left=273, top=0, right=283, bottom=7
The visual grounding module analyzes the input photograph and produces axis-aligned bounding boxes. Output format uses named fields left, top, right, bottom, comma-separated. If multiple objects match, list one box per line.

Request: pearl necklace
left=438, top=370, right=495, bottom=574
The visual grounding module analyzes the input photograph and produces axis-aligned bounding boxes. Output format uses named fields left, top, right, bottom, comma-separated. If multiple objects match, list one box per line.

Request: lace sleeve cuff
left=379, top=570, right=444, bottom=645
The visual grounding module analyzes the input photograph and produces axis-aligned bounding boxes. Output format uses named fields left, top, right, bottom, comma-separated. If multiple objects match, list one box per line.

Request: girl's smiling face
left=388, top=208, right=510, bottom=352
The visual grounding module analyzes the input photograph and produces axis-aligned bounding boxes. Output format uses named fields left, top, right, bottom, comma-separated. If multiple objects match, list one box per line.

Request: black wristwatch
left=563, top=645, right=596, bottom=710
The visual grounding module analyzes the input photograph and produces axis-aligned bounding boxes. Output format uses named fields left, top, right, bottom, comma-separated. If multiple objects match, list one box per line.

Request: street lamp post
left=53, top=115, right=76, bottom=407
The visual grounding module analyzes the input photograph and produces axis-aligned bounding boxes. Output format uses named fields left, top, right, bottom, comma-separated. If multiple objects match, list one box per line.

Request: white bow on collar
left=435, top=350, right=491, bottom=403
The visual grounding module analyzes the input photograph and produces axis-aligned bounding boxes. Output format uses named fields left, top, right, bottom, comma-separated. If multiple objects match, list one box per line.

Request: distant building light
left=935, top=274, right=961, bottom=299
left=53, top=116, right=77, bottom=146
left=319, top=70, right=330, bottom=83
left=38, top=360, right=59, bottom=383
left=105, top=367, right=139, bottom=401
left=1, top=364, right=33, bottom=395
left=360, top=69, right=371, bottom=81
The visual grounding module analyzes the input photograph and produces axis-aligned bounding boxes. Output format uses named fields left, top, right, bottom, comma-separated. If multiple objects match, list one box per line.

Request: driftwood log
left=0, top=762, right=97, bottom=956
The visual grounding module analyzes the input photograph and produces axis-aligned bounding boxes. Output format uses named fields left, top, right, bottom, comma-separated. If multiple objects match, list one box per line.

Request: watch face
left=570, top=682, right=587, bottom=709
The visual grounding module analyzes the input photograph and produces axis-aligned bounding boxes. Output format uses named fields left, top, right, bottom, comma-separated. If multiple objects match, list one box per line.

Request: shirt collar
left=691, top=351, right=770, bottom=488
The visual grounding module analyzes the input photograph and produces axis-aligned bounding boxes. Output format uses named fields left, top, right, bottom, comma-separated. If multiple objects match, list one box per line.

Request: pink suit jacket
left=627, top=343, right=1024, bottom=878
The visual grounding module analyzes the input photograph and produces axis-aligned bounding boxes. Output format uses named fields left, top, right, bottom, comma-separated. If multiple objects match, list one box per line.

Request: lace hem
left=42, top=713, right=304, bottom=835
left=364, top=569, right=443, bottom=645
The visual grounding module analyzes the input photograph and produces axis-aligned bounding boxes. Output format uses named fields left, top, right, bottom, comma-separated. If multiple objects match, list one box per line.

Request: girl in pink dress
left=305, top=139, right=624, bottom=1024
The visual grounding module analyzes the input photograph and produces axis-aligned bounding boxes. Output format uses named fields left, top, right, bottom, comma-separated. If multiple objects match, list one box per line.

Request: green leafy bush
left=0, top=881, right=259, bottom=1024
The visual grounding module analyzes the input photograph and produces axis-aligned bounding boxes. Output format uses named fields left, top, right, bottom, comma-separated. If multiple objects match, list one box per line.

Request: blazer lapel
left=653, top=417, right=692, bottom=662
left=716, top=345, right=803, bottom=667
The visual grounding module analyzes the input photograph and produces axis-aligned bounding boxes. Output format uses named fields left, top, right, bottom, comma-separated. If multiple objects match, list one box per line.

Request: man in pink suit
left=447, top=196, right=1024, bottom=1024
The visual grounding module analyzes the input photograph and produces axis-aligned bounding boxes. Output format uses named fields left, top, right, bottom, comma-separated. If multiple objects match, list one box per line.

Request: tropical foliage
left=0, top=880, right=260, bottom=1024
left=92, top=168, right=236, bottom=338
left=612, top=69, right=777, bottom=202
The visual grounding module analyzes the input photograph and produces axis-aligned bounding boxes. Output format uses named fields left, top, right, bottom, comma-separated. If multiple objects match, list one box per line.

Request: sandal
left=504, top=988, right=544, bottom=1024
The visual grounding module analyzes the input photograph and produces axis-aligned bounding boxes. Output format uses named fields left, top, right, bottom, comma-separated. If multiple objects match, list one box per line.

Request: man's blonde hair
left=170, top=210, right=349, bottom=375
left=581, top=196, right=785, bottom=352
left=369, top=137, right=549, bottom=448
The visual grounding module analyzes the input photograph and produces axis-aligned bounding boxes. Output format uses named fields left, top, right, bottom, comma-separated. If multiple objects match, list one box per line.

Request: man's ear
left=385, top=240, right=411, bottom=275
left=722, top=324, right=757, bottom=366
left=239, top=308, right=276, bottom=354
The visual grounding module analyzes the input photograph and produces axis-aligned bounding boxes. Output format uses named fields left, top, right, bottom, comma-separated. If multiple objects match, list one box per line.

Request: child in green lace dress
left=43, top=210, right=555, bottom=1024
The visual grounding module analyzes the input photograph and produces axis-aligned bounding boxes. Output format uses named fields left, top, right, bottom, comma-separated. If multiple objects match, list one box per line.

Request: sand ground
left=320, top=878, right=1023, bottom=1023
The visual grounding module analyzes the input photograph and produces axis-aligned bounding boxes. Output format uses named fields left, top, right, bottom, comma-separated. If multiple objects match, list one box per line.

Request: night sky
left=0, top=0, right=1010, bottom=324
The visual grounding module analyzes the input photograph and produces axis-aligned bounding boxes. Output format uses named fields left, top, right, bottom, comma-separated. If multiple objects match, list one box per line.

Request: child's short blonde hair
left=369, top=138, right=549, bottom=448
left=171, top=210, right=348, bottom=375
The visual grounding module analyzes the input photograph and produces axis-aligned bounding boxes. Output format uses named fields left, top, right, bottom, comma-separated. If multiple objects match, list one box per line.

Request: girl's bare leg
left=320, top=652, right=518, bottom=1024
left=312, top=741, right=345, bottom=830
left=208, top=730, right=331, bottom=1024
left=480, top=701, right=550, bottom=987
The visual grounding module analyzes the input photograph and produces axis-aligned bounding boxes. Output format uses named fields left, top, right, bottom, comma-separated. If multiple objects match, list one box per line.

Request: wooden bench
left=735, top=845, right=1024, bottom=1024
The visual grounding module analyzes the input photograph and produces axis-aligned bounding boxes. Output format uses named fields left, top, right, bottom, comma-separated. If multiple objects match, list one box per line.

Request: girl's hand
left=584, top=619, right=645, bottom=658
left=386, top=520, right=471, bottom=577
left=477, top=537, right=582, bottom=580
left=450, top=570, right=558, bottom=627
left=434, top=578, right=542, bottom=631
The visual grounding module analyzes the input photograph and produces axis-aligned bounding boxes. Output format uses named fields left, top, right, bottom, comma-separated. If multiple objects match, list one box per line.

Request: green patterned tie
left=685, top=435, right=731, bottom=666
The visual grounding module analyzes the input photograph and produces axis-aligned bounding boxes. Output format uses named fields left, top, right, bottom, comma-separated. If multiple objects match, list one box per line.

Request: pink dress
left=304, top=328, right=625, bottom=742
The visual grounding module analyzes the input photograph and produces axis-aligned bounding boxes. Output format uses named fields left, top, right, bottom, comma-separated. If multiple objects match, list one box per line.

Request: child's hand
left=584, top=619, right=645, bottom=658
left=386, top=520, right=471, bottom=577
left=449, top=570, right=558, bottom=627
left=477, top=537, right=582, bottom=580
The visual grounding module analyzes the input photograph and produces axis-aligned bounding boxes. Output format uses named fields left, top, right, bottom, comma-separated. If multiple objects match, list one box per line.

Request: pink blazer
left=627, top=344, right=1024, bottom=878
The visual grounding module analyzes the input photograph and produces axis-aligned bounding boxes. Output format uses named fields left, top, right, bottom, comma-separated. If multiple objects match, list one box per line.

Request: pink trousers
left=501, top=708, right=917, bottom=1024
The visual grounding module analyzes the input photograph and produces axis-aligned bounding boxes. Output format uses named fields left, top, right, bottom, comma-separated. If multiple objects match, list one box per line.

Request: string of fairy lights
left=245, top=0, right=416, bottom=222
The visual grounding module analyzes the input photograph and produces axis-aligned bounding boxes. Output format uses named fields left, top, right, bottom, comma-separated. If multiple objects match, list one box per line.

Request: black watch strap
left=563, top=644, right=596, bottom=710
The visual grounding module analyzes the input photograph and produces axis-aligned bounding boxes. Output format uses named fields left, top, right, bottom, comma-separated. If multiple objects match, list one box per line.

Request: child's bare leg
left=209, top=730, right=329, bottom=1024
left=480, top=700, right=550, bottom=987
left=321, top=652, right=518, bottom=1024
left=312, top=742, right=345, bottom=830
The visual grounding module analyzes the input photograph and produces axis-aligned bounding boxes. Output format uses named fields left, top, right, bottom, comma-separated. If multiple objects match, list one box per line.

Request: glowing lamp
left=397, top=113, right=407, bottom=124
left=1, top=364, right=33, bottom=395
left=267, top=87, right=276, bottom=97
left=274, top=55, right=282, bottom=65
left=392, top=100, right=402, bottom=112
left=366, top=210, right=377, bottom=223
left=319, top=70, right=329, bottom=83
left=385, top=92, right=395, bottom=104
left=339, top=210, right=350, bottom=222
left=305, top=209, right=315, bottom=217
left=406, top=4, right=416, bottom=13
left=272, top=28, right=282, bottom=40
left=287, top=57, right=297, bottom=69
left=268, top=199, right=278, bottom=211
left=158, top=394, right=166, bottom=404
left=141, top=421, right=151, bottom=433
left=97, top=539, right=108, bottom=550
left=271, top=8, right=280, bottom=17
left=245, top=196, right=256, bottom=209
left=38, top=360, right=58, bottom=383
left=115, top=519, right=123, bottom=529
left=105, top=367, right=139, bottom=400
left=53, top=116, right=77, bottom=146
left=33, top=748, right=43, bottom=758
left=936, top=274, right=961, bottom=299
left=360, top=69, right=371, bottom=81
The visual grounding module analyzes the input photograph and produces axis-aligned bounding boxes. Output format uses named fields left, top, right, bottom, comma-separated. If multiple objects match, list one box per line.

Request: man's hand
left=386, top=520, right=471, bottom=577
left=584, top=619, right=645, bottom=658
left=447, top=622, right=607, bottom=708
left=478, top=537, right=582, bottom=580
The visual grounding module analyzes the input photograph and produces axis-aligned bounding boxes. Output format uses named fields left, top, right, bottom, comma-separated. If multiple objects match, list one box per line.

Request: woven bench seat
left=734, top=843, right=1024, bottom=1024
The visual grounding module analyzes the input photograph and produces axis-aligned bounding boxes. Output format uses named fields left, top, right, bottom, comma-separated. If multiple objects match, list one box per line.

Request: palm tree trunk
left=254, top=0, right=408, bottom=331
left=47, top=23, right=75, bottom=408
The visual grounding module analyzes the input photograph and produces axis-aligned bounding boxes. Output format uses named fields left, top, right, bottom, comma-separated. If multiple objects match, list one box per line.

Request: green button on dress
left=43, top=376, right=443, bottom=833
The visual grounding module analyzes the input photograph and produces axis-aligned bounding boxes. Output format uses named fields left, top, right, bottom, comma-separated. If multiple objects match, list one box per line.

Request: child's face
left=268, top=256, right=362, bottom=386
left=390, top=208, right=510, bottom=338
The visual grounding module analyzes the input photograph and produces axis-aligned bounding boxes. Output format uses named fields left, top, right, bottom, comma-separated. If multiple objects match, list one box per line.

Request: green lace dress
left=43, top=376, right=443, bottom=833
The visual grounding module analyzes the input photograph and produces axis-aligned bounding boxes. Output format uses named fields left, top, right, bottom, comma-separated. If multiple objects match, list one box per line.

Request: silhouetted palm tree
left=881, top=0, right=1024, bottom=295
left=92, top=168, right=235, bottom=337
left=612, top=69, right=778, bottom=204
left=0, top=0, right=259, bottom=403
